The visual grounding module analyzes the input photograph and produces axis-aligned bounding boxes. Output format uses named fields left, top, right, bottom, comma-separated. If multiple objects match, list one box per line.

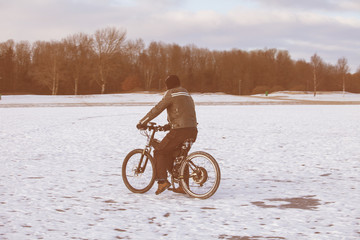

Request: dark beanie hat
left=165, top=75, right=181, bottom=90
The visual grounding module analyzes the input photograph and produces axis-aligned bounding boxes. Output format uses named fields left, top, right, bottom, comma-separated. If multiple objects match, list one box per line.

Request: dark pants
left=154, top=127, right=198, bottom=181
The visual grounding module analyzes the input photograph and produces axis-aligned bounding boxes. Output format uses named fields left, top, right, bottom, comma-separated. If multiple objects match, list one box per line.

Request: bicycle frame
left=123, top=122, right=221, bottom=198
left=136, top=127, right=156, bottom=174
left=136, top=124, right=192, bottom=181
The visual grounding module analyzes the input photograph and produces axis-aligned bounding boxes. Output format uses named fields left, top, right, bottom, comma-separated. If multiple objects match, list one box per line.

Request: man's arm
left=138, top=92, right=171, bottom=126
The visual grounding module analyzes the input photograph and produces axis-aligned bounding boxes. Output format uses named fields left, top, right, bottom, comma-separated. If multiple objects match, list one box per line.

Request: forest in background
left=1, top=27, right=359, bottom=96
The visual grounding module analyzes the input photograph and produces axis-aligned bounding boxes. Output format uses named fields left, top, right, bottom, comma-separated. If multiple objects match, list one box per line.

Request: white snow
left=259, top=91, right=360, bottom=102
left=1, top=91, right=360, bottom=107
left=0, top=92, right=359, bottom=239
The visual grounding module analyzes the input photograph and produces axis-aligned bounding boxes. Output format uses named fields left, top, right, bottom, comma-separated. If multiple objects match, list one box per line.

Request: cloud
left=338, top=0, right=360, bottom=11
left=251, top=0, right=360, bottom=11
left=0, top=0, right=359, bottom=71
left=138, top=4, right=360, bottom=70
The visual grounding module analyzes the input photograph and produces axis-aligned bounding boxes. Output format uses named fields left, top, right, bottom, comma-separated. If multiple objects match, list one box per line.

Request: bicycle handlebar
left=141, top=122, right=169, bottom=132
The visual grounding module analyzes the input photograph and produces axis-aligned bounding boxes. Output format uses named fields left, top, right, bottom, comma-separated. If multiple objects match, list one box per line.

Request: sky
left=1, top=0, right=359, bottom=72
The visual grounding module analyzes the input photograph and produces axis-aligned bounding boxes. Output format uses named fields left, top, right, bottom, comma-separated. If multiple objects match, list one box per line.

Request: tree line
left=1, top=27, right=359, bottom=95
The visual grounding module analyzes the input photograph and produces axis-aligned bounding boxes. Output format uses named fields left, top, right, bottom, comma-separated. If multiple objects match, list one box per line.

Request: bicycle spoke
left=180, top=151, right=220, bottom=199
left=122, top=149, right=156, bottom=193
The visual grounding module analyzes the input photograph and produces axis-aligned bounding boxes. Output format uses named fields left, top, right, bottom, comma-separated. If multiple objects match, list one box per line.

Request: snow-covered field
left=1, top=91, right=360, bottom=107
left=0, top=92, right=359, bottom=239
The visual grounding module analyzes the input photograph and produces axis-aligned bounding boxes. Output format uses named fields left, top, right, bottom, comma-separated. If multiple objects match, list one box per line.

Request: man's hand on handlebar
left=136, top=122, right=171, bottom=131
left=162, top=124, right=171, bottom=131
left=136, top=123, right=147, bottom=130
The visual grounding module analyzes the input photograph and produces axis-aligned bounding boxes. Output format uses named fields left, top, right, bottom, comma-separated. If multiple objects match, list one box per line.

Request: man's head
left=165, top=75, right=181, bottom=90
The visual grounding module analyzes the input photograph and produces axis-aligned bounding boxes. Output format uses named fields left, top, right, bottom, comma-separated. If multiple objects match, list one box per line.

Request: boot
left=155, top=180, right=171, bottom=195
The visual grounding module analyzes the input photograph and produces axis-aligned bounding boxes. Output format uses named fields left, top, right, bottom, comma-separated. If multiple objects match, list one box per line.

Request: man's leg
left=152, top=130, right=182, bottom=195
left=153, top=151, right=170, bottom=181
left=153, top=130, right=183, bottom=181
left=154, top=128, right=197, bottom=194
left=173, top=128, right=197, bottom=193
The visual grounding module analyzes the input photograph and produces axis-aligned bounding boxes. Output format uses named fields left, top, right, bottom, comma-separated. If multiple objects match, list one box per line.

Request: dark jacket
left=139, top=87, right=197, bottom=129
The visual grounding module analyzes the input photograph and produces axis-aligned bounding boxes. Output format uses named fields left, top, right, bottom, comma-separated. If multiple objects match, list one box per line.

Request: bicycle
left=122, top=122, right=221, bottom=199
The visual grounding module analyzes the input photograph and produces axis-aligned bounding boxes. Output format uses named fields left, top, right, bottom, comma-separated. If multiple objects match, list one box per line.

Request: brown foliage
left=121, top=75, right=141, bottom=91
left=0, top=28, right=359, bottom=95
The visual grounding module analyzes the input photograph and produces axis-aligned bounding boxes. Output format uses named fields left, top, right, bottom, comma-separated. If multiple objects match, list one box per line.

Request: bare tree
left=124, top=38, right=145, bottom=68
left=139, top=41, right=163, bottom=90
left=310, top=53, right=322, bottom=97
left=31, top=41, right=65, bottom=95
left=123, top=38, right=145, bottom=88
left=15, top=41, right=31, bottom=91
left=336, top=57, right=350, bottom=95
left=93, top=27, right=126, bottom=94
left=64, top=33, right=93, bottom=95
left=3, top=34, right=360, bottom=95
left=0, top=40, right=15, bottom=92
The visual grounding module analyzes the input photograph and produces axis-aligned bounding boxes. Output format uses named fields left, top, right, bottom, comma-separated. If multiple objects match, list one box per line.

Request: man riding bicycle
left=136, top=75, right=198, bottom=195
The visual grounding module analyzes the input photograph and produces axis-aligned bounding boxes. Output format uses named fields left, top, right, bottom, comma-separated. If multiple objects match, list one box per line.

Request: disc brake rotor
left=192, top=167, right=208, bottom=185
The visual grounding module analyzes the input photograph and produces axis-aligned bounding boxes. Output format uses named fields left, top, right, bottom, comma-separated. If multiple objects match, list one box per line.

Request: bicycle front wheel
left=122, top=149, right=156, bottom=193
left=180, top=151, right=221, bottom=199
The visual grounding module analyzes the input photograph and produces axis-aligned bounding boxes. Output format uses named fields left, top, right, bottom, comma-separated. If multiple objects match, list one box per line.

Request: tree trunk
left=313, top=69, right=317, bottom=97
left=98, top=66, right=106, bottom=94
left=55, top=73, right=59, bottom=95
left=101, top=83, right=105, bottom=94
left=238, top=78, right=242, bottom=95
left=74, top=77, right=79, bottom=95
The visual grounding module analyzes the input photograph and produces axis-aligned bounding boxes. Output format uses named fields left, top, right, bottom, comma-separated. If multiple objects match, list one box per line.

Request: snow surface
left=1, top=91, right=360, bottom=107
left=1, top=93, right=360, bottom=239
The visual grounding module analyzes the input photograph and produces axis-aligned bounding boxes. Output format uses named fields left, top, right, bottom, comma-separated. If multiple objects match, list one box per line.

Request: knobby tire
left=179, top=151, right=221, bottom=199
left=122, top=149, right=156, bottom=193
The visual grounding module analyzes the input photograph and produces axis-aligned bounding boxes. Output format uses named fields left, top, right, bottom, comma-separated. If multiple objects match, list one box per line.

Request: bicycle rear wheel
left=122, top=149, right=156, bottom=193
left=179, top=151, right=221, bottom=199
